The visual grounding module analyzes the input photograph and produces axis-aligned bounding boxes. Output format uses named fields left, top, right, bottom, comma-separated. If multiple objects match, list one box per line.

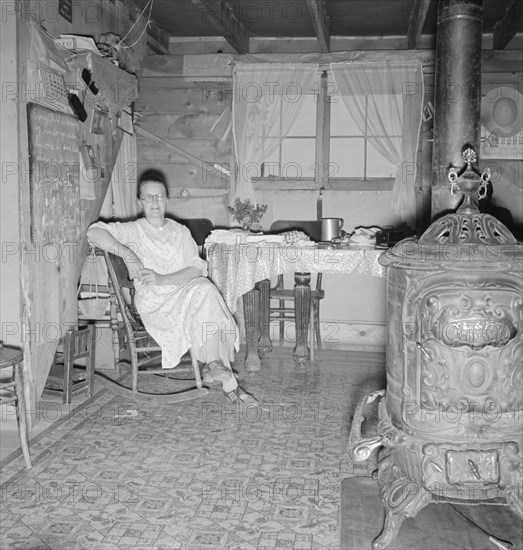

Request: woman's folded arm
left=86, top=226, right=144, bottom=280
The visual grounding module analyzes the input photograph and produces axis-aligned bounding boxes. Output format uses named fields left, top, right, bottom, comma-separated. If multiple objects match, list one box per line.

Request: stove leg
left=506, top=485, right=523, bottom=518
left=373, top=450, right=431, bottom=550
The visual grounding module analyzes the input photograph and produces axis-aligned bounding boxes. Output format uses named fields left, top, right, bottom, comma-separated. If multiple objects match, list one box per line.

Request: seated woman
left=86, top=169, right=257, bottom=406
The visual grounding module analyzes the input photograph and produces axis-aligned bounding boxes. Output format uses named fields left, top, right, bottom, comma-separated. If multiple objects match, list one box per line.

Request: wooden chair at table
left=269, top=220, right=325, bottom=355
left=177, top=217, right=213, bottom=258
left=44, top=325, right=96, bottom=405
left=0, top=343, right=32, bottom=469
left=100, top=249, right=207, bottom=401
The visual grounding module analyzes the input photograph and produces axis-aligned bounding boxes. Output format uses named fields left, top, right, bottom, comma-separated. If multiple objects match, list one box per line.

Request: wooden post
left=431, top=0, right=483, bottom=219
left=316, top=71, right=329, bottom=220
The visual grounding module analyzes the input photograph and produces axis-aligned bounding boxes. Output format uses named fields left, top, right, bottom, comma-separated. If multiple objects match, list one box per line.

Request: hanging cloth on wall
left=110, top=132, right=139, bottom=219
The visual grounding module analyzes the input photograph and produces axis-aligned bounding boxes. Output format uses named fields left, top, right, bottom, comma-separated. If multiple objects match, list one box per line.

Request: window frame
left=252, top=72, right=397, bottom=191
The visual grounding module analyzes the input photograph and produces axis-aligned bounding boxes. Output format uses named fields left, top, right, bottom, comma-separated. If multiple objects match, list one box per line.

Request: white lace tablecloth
left=206, top=243, right=386, bottom=312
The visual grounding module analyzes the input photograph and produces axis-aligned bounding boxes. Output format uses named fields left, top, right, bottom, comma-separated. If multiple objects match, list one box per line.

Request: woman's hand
left=124, top=252, right=144, bottom=281
left=134, top=266, right=201, bottom=287
left=137, top=269, right=164, bottom=286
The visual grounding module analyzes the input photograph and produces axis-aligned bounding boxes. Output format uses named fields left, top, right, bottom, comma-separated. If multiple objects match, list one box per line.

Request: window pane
left=330, top=137, right=364, bottom=178
left=330, top=95, right=363, bottom=136
left=281, top=138, right=316, bottom=178
left=259, top=139, right=280, bottom=177
left=286, top=94, right=317, bottom=137
left=367, top=95, right=402, bottom=135
left=366, top=138, right=401, bottom=178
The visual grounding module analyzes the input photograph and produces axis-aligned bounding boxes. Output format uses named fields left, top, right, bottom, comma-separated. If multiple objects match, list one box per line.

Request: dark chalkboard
left=27, top=103, right=81, bottom=244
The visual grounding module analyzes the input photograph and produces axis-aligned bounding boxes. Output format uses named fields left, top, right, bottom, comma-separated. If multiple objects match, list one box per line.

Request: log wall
left=136, top=57, right=232, bottom=224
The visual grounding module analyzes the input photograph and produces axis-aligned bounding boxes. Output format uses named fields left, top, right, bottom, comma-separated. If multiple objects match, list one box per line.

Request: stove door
left=402, top=275, right=522, bottom=437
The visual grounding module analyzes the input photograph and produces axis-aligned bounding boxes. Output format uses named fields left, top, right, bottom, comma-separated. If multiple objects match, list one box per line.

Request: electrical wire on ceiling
left=119, top=0, right=154, bottom=50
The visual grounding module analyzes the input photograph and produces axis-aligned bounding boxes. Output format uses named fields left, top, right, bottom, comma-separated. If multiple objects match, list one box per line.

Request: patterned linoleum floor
left=0, top=348, right=385, bottom=550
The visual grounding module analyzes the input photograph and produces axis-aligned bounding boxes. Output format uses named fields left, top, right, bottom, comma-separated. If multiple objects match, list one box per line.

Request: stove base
left=374, top=446, right=523, bottom=550
left=341, top=476, right=523, bottom=550
left=373, top=447, right=431, bottom=550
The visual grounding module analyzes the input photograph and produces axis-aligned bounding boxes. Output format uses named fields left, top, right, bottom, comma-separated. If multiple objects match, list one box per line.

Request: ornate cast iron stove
left=349, top=149, right=523, bottom=549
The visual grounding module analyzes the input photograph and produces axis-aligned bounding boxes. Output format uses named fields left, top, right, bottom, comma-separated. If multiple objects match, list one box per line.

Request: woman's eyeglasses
left=140, top=194, right=168, bottom=203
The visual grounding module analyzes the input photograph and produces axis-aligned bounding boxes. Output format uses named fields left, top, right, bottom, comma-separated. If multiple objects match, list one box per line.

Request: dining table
left=206, top=238, right=387, bottom=371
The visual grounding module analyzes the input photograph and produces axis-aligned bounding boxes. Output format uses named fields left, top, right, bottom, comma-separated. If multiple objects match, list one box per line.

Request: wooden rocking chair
left=95, top=249, right=208, bottom=402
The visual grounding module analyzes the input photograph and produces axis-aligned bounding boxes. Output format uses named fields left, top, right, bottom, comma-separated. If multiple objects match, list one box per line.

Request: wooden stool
left=45, top=326, right=96, bottom=404
left=0, top=344, right=32, bottom=469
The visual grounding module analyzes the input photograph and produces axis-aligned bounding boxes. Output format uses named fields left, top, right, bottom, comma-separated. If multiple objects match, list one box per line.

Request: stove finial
left=407, top=145, right=517, bottom=246
left=448, top=146, right=491, bottom=214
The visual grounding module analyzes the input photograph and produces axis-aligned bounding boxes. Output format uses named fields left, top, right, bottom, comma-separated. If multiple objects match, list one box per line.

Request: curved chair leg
left=14, top=364, right=32, bottom=469
left=190, top=349, right=203, bottom=390
left=314, top=300, right=322, bottom=350
left=309, top=300, right=315, bottom=361
left=129, top=339, right=139, bottom=394
left=279, top=300, right=285, bottom=346
left=86, top=325, right=96, bottom=398
left=95, top=345, right=207, bottom=402
left=62, top=331, right=73, bottom=405
left=109, top=296, right=121, bottom=369
left=94, top=371, right=208, bottom=402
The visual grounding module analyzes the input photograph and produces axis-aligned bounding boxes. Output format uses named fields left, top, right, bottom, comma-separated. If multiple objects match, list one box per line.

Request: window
left=259, top=93, right=317, bottom=180
left=256, top=75, right=402, bottom=186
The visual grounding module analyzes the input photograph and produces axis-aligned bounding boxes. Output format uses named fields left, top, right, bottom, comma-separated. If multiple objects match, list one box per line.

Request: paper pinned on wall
left=79, top=145, right=100, bottom=200
left=117, top=110, right=134, bottom=135
left=30, top=20, right=69, bottom=73
left=58, top=35, right=100, bottom=54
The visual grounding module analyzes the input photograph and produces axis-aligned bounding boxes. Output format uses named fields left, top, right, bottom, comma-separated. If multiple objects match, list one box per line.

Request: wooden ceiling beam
left=191, top=0, right=249, bottom=54
left=493, top=0, right=522, bottom=50
left=407, top=0, right=431, bottom=50
left=306, top=0, right=330, bottom=53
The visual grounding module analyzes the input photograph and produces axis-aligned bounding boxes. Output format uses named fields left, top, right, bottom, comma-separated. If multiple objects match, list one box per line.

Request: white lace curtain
left=232, top=62, right=319, bottom=203
left=99, top=131, right=139, bottom=220
left=330, top=61, right=424, bottom=227
left=82, top=132, right=137, bottom=285
left=111, top=131, right=139, bottom=219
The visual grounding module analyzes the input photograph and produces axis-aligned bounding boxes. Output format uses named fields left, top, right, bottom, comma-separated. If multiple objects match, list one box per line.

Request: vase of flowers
left=227, top=198, right=268, bottom=231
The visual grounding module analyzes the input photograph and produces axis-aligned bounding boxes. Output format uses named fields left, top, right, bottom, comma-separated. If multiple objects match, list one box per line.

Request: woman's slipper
left=223, top=386, right=259, bottom=407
